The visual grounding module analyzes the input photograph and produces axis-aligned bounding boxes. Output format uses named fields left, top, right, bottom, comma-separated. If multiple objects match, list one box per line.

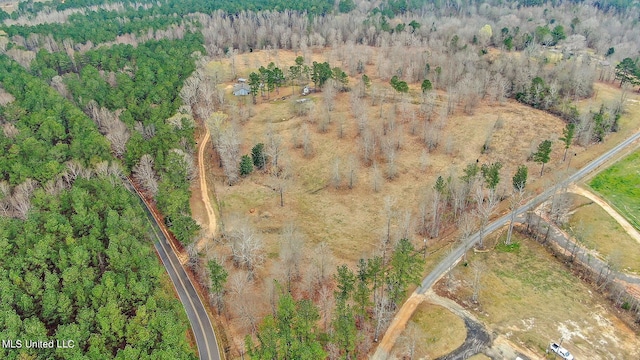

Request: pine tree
left=533, top=140, right=552, bottom=176
left=208, top=259, right=228, bottom=314
left=559, top=123, right=575, bottom=161
left=251, top=143, right=266, bottom=170
left=240, top=155, right=253, bottom=176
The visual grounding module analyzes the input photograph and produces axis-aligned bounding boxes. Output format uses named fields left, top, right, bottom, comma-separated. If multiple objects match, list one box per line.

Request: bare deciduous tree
left=371, top=162, right=383, bottom=193
left=134, top=121, right=156, bottom=140
left=0, top=181, right=12, bottom=217
left=346, top=155, right=359, bottom=189
left=50, top=75, right=69, bottom=99
left=331, top=157, right=342, bottom=189
left=318, top=284, right=335, bottom=331
left=279, top=223, right=305, bottom=290
left=226, top=218, right=265, bottom=280
left=133, top=154, right=158, bottom=196
left=305, top=241, right=335, bottom=293
left=474, top=185, right=498, bottom=249
left=323, top=80, right=337, bottom=111
left=85, top=101, right=130, bottom=156
left=229, top=271, right=261, bottom=334
left=185, top=242, right=199, bottom=270
left=549, top=191, right=572, bottom=225
left=265, top=127, right=284, bottom=169
left=217, top=123, right=242, bottom=185
left=10, top=179, right=38, bottom=220
left=2, top=123, right=19, bottom=139
left=450, top=178, right=466, bottom=220
left=301, top=123, right=314, bottom=158
left=419, top=149, right=429, bottom=172
left=400, top=322, right=422, bottom=360
left=373, top=293, right=393, bottom=342
left=360, top=127, right=376, bottom=166
left=105, top=119, right=130, bottom=157
left=429, top=188, right=443, bottom=238
left=269, top=156, right=291, bottom=207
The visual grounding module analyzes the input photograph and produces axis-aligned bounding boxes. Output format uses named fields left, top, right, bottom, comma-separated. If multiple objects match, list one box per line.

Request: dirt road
left=568, top=184, right=640, bottom=245
left=371, top=293, right=425, bottom=359
left=198, top=127, right=218, bottom=237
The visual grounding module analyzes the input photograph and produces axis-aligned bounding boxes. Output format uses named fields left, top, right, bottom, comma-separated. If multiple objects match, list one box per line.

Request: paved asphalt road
left=417, top=130, right=640, bottom=293
left=128, top=180, right=221, bottom=360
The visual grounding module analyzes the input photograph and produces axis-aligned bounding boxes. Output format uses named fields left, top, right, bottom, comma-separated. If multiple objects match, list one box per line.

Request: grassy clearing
left=208, top=48, right=571, bottom=263
left=192, top=48, right=640, bottom=353
left=439, top=232, right=640, bottom=360
left=589, top=150, right=640, bottom=231
left=391, top=303, right=466, bottom=359
left=565, top=194, right=640, bottom=275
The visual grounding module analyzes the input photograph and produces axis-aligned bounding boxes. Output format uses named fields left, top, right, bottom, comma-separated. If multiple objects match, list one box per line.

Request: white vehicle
left=550, top=342, right=574, bottom=360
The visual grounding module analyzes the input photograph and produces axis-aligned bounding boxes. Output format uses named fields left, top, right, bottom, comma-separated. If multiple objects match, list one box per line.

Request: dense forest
left=0, top=56, right=196, bottom=359
left=22, top=33, right=205, bottom=244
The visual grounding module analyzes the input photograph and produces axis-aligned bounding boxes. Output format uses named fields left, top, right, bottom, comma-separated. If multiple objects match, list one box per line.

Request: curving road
left=372, top=130, right=640, bottom=359
left=126, top=179, right=222, bottom=360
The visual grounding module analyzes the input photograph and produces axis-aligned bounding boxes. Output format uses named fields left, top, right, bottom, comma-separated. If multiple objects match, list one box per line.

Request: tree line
left=3, top=7, right=187, bottom=45
left=11, top=0, right=334, bottom=19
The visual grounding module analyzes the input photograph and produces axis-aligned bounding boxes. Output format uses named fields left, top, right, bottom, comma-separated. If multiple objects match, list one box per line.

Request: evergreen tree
left=332, top=299, right=357, bottom=359
left=334, top=264, right=356, bottom=303
left=353, top=259, right=372, bottom=320
left=387, top=238, right=425, bottom=306
left=512, top=165, right=528, bottom=193
left=251, top=143, right=266, bottom=170
left=246, top=289, right=326, bottom=359
left=208, top=259, right=228, bottom=314
left=559, top=123, right=575, bottom=161
left=481, top=162, right=502, bottom=191
left=240, top=155, right=254, bottom=176
left=533, top=140, right=552, bottom=176
left=248, top=72, right=261, bottom=104
left=421, top=79, right=432, bottom=93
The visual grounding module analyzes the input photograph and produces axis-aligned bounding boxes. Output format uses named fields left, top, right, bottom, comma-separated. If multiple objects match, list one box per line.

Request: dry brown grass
left=191, top=48, right=640, bottom=355
left=468, top=354, right=491, bottom=360
left=206, top=49, right=574, bottom=263
left=566, top=194, right=640, bottom=275
left=390, top=303, right=466, bottom=359
left=438, top=232, right=640, bottom=360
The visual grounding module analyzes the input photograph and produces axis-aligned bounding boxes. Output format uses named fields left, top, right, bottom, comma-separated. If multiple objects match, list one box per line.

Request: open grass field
left=436, top=232, right=640, bottom=359
left=589, top=150, right=640, bottom=232
left=390, top=303, right=466, bottom=359
left=565, top=193, right=640, bottom=275
left=205, top=48, right=573, bottom=263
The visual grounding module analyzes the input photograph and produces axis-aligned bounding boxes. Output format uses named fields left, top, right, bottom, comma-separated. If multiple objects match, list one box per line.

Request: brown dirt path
left=198, top=127, right=218, bottom=238
left=371, top=292, right=425, bottom=360
left=568, top=184, right=640, bottom=245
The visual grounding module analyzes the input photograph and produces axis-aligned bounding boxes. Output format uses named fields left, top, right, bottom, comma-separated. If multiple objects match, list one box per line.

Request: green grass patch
left=496, top=241, right=521, bottom=253
left=589, top=150, right=640, bottom=231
